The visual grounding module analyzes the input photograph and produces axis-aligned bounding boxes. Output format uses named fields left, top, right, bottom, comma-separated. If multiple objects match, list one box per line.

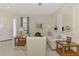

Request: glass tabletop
left=58, top=41, right=79, bottom=47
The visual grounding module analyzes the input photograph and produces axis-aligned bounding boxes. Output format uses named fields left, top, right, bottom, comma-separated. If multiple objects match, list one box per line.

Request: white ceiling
left=0, top=3, right=63, bottom=15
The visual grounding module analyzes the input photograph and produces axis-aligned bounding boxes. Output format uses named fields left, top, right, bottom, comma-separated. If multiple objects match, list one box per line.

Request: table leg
left=77, top=46, right=79, bottom=56
left=15, top=38, right=16, bottom=46
left=56, top=41, right=58, bottom=51
left=62, top=47, right=65, bottom=56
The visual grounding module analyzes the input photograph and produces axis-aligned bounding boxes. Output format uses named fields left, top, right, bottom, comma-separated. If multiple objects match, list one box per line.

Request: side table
left=14, top=36, right=26, bottom=46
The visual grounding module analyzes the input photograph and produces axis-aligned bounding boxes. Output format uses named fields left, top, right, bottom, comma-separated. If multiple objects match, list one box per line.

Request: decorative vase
left=66, top=36, right=72, bottom=44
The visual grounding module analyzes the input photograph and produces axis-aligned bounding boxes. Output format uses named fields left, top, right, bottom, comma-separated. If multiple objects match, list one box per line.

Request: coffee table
left=56, top=40, right=79, bottom=56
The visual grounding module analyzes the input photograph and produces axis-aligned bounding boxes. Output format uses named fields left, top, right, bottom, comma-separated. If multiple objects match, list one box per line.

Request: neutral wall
left=1, top=3, right=79, bottom=42
left=62, top=15, right=73, bottom=27
left=29, top=15, right=54, bottom=36
left=0, top=11, right=20, bottom=41
left=52, top=4, right=74, bottom=32
left=72, top=5, right=79, bottom=43
left=0, top=10, right=55, bottom=40
left=51, top=3, right=79, bottom=44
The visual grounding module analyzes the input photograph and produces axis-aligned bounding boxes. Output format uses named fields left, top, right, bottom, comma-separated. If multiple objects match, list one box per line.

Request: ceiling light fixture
left=38, top=3, right=42, bottom=6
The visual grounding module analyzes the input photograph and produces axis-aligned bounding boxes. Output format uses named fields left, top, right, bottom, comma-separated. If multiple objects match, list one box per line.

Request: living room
left=0, top=3, right=79, bottom=56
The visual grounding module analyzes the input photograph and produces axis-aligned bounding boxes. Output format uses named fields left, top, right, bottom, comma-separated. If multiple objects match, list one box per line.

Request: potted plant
left=34, top=32, right=42, bottom=37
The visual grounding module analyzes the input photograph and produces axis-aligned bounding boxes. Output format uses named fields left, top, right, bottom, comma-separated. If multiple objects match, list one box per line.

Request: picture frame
left=36, top=23, right=42, bottom=29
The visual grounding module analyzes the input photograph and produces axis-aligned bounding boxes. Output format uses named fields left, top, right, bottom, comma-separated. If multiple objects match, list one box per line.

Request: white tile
left=0, top=40, right=59, bottom=56
left=46, top=51, right=59, bottom=56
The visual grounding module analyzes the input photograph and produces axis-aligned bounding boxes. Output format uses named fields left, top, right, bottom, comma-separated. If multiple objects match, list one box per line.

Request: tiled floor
left=0, top=40, right=59, bottom=56
left=46, top=44, right=59, bottom=56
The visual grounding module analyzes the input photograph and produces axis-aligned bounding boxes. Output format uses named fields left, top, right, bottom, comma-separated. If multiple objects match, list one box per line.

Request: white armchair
left=27, top=37, right=46, bottom=56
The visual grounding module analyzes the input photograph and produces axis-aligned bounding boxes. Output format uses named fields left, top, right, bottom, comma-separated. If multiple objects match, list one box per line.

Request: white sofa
left=47, top=36, right=63, bottom=50
left=47, top=32, right=67, bottom=50
left=27, top=37, right=46, bottom=56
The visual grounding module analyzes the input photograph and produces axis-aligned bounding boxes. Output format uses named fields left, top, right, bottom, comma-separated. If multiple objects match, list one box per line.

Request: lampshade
left=47, top=25, right=52, bottom=29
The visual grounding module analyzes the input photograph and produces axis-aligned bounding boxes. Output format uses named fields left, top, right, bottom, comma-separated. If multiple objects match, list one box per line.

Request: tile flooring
left=0, top=40, right=59, bottom=56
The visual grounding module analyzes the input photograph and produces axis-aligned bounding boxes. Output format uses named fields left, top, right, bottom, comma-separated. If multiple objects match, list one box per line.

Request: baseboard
left=0, top=39, right=12, bottom=42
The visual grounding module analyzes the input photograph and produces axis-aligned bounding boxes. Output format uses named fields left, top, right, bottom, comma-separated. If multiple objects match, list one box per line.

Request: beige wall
left=29, top=15, right=54, bottom=36
left=52, top=4, right=74, bottom=32
left=72, top=5, right=79, bottom=43
left=51, top=3, right=79, bottom=44
left=62, top=14, right=73, bottom=32
left=0, top=10, right=55, bottom=40
left=0, top=11, right=20, bottom=41
left=2, top=3, right=79, bottom=42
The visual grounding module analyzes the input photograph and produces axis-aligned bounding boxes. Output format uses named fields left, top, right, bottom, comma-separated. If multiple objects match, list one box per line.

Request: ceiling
left=0, top=3, right=63, bottom=15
